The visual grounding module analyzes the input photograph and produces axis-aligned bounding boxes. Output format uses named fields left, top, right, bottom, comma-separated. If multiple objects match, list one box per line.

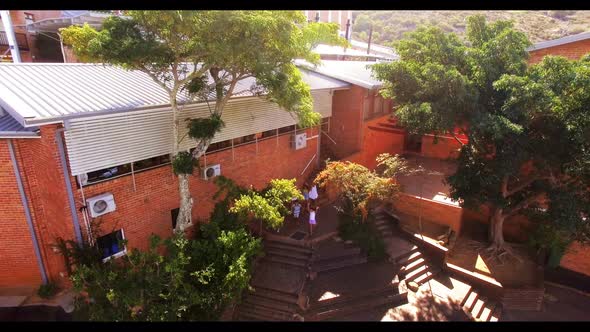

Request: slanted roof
left=0, top=63, right=349, bottom=127
left=313, top=44, right=386, bottom=59
left=0, top=111, right=38, bottom=138
left=296, top=59, right=383, bottom=90
left=527, top=31, right=590, bottom=52
left=349, top=39, right=399, bottom=60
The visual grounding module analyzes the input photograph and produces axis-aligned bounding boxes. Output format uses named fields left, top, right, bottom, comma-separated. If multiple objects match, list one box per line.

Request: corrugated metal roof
left=0, top=112, right=38, bottom=138
left=528, top=31, right=590, bottom=51
left=296, top=59, right=383, bottom=90
left=349, top=39, right=399, bottom=60
left=0, top=63, right=349, bottom=127
left=313, top=44, right=385, bottom=58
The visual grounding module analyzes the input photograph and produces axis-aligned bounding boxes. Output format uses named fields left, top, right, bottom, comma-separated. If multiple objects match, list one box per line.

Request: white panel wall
left=64, top=91, right=333, bottom=176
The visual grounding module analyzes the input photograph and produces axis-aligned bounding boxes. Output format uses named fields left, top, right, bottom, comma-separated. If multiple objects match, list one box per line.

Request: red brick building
left=0, top=63, right=348, bottom=290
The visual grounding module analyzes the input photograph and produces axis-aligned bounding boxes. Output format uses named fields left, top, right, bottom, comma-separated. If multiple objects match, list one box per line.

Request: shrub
left=337, top=213, right=386, bottom=260
left=38, top=282, right=59, bottom=299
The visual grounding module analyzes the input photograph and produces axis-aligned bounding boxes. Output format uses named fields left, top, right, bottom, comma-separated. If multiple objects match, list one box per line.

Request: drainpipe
left=55, top=128, right=83, bottom=244
left=8, top=139, right=48, bottom=284
left=0, top=10, right=22, bottom=63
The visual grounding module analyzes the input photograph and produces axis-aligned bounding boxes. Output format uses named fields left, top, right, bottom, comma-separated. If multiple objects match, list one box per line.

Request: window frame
left=97, top=229, right=127, bottom=263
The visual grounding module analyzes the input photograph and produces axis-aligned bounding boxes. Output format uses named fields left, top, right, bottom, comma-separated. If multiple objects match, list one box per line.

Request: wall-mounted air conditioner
left=86, top=193, right=116, bottom=218
left=292, top=133, right=307, bottom=150
left=202, top=164, right=221, bottom=180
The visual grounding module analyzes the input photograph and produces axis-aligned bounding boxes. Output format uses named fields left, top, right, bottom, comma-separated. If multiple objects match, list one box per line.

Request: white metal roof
left=0, top=112, right=38, bottom=138
left=527, top=31, right=590, bottom=52
left=296, top=59, right=383, bottom=90
left=313, top=44, right=385, bottom=59
left=0, top=63, right=349, bottom=127
left=349, top=39, right=399, bottom=60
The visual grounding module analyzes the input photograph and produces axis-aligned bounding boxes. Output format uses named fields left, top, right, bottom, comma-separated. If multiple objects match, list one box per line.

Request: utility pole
left=367, top=25, right=373, bottom=55
left=1, top=11, right=22, bottom=63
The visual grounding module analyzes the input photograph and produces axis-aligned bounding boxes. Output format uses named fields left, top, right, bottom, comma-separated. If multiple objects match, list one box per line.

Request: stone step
left=489, top=304, right=502, bottom=322
left=243, top=294, right=299, bottom=313
left=477, top=303, right=493, bottom=322
left=460, top=287, right=473, bottom=307
left=404, top=265, right=430, bottom=283
left=263, top=254, right=309, bottom=268
left=240, top=299, right=296, bottom=319
left=376, top=224, right=391, bottom=232
left=394, top=248, right=420, bottom=264
left=400, top=257, right=426, bottom=276
left=312, top=255, right=368, bottom=273
left=248, top=287, right=299, bottom=305
left=307, top=290, right=408, bottom=321
left=471, top=297, right=486, bottom=319
left=265, top=247, right=312, bottom=261
left=264, top=240, right=314, bottom=254
left=237, top=306, right=292, bottom=321
left=411, top=267, right=441, bottom=285
left=310, top=283, right=400, bottom=311
left=313, top=248, right=363, bottom=263
left=464, top=290, right=480, bottom=313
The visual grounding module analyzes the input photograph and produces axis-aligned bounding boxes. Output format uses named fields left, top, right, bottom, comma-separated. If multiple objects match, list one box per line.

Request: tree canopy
left=372, top=15, right=590, bottom=257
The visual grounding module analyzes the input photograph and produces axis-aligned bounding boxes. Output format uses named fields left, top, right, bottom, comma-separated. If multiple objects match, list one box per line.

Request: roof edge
left=528, top=31, right=590, bottom=52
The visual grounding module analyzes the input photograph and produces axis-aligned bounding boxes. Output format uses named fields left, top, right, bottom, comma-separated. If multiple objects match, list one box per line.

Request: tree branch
left=505, top=175, right=540, bottom=197
left=504, top=192, right=545, bottom=217
left=450, top=132, right=466, bottom=147
left=501, top=175, right=509, bottom=198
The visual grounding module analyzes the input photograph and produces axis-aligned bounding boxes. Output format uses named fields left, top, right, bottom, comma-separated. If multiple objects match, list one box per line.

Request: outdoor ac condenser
left=86, top=193, right=116, bottom=218
left=202, top=164, right=221, bottom=180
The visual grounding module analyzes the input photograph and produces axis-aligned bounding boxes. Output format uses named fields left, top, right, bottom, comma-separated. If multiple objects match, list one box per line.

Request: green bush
left=38, top=282, right=59, bottom=299
left=337, top=213, right=386, bottom=260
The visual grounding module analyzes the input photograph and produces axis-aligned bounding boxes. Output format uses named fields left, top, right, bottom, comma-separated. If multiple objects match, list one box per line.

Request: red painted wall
left=393, top=193, right=463, bottom=234
left=529, top=39, right=590, bottom=64
left=325, top=86, right=365, bottom=160
left=0, top=140, right=42, bottom=287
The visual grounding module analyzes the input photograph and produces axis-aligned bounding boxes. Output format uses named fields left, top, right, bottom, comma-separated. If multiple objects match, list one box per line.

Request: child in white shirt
left=308, top=205, right=318, bottom=236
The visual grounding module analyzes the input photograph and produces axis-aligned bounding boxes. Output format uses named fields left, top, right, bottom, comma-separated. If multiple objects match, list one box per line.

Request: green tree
left=373, top=15, right=590, bottom=258
left=61, top=11, right=346, bottom=235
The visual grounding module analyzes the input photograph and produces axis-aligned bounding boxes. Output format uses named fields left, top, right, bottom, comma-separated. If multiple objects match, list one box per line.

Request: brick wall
left=73, top=128, right=319, bottom=252
left=14, top=125, right=77, bottom=287
left=354, top=114, right=405, bottom=170
left=392, top=193, right=463, bottom=234
left=529, top=39, right=590, bottom=64
left=0, top=140, right=42, bottom=287
left=560, top=241, right=590, bottom=277
left=326, top=86, right=365, bottom=160
left=421, top=134, right=464, bottom=160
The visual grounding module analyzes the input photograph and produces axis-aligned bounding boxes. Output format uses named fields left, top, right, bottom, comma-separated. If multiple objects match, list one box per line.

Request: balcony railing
left=0, top=31, right=29, bottom=50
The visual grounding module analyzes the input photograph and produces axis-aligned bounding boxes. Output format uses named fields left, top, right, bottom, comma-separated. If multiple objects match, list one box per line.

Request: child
left=308, top=205, right=318, bottom=236
left=309, top=183, right=319, bottom=208
left=302, top=184, right=310, bottom=210
left=292, top=200, right=302, bottom=222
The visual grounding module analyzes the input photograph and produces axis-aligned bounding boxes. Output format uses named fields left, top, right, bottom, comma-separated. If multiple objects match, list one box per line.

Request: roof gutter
left=55, top=128, right=83, bottom=245
left=7, top=139, right=48, bottom=284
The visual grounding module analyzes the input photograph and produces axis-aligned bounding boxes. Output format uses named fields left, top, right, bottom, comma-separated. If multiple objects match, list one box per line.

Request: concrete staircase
left=262, top=239, right=315, bottom=270
left=234, top=238, right=315, bottom=321
left=305, top=283, right=408, bottom=321
left=310, top=246, right=368, bottom=274
left=460, top=286, right=502, bottom=322
left=367, top=116, right=407, bottom=135
left=394, top=248, right=442, bottom=291
left=372, top=209, right=398, bottom=240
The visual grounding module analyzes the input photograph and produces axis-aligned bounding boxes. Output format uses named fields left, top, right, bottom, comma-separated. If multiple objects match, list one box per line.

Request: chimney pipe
left=367, top=25, right=373, bottom=55
left=1, top=11, right=21, bottom=63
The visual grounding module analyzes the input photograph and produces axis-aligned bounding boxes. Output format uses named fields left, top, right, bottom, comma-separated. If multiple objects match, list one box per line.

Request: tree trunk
left=489, top=207, right=505, bottom=249
left=175, top=173, right=193, bottom=233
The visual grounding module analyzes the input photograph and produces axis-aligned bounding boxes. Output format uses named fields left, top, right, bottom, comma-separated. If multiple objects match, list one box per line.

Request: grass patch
left=337, top=213, right=386, bottom=260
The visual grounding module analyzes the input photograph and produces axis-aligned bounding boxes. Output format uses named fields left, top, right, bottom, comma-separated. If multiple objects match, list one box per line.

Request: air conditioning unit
left=202, top=164, right=221, bottom=180
left=292, top=133, right=307, bottom=150
left=86, top=193, right=116, bottom=218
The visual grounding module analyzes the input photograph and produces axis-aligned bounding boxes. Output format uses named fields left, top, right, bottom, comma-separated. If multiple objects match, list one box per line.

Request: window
left=24, top=12, right=34, bottom=25
left=171, top=208, right=179, bottom=229
left=133, top=154, right=171, bottom=172
left=233, top=134, right=256, bottom=146
left=278, top=125, right=295, bottom=135
left=260, top=129, right=277, bottom=139
left=206, top=139, right=232, bottom=153
left=96, top=229, right=126, bottom=262
left=86, top=164, right=132, bottom=184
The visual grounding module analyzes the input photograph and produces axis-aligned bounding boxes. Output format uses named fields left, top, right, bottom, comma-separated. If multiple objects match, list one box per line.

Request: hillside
left=352, top=11, right=590, bottom=46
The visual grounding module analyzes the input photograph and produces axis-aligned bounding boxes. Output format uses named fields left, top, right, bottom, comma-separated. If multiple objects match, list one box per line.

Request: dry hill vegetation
left=352, top=11, right=590, bottom=45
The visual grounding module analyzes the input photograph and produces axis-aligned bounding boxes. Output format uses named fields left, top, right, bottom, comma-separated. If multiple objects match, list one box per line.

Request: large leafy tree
left=61, top=11, right=345, bottom=234
left=372, top=15, right=590, bottom=258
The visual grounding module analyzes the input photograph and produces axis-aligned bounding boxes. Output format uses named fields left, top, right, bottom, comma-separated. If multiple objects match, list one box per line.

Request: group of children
left=291, top=183, right=319, bottom=236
